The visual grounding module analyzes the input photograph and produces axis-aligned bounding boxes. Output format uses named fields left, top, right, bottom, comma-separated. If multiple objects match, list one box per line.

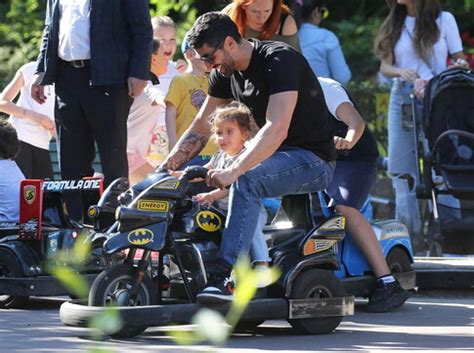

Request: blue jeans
left=249, top=206, right=271, bottom=264
left=388, top=79, right=423, bottom=235
left=218, top=147, right=335, bottom=265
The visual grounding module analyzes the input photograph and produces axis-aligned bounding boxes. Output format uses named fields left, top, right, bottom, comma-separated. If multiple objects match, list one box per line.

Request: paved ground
left=0, top=290, right=473, bottom=353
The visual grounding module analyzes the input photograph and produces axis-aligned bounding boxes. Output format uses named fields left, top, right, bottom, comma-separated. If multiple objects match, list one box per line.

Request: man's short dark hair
left=187, top=12, right=241, bottom=50
left=0, top=119, right=20, bottom=159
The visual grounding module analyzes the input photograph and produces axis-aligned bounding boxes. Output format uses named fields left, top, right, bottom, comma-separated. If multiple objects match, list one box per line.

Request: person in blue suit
left=31, top=0, right=153, bottom=188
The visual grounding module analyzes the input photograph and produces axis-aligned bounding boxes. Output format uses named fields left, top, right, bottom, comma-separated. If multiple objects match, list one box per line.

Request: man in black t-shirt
left=161, top=12, right=336, bottom=303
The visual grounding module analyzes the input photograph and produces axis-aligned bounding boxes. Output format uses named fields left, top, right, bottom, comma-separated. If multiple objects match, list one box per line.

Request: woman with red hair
left=223, top=0, right=300, bottom=51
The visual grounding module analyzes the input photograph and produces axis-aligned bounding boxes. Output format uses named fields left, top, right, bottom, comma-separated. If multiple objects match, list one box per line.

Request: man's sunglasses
left=195, top=42, right=224, bottom=66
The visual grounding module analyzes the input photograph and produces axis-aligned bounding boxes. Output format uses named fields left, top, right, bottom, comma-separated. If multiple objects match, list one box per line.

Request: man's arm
left=207, top=91, right=297, bottom=189
left=161, top=95, right=231, bottom=171
left=124, top=0, right=153, bottom=97
left=32, top=0, right=54, bottom=103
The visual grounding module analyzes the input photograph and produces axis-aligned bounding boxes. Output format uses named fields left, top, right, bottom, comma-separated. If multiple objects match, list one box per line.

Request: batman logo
left=196, top=211, right=222, bottom=232
left=127, top=228, right=154, bottom=246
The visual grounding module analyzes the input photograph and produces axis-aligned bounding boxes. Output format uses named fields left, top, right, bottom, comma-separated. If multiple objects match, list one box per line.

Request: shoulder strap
left=279, top=13, right=289, bottom=35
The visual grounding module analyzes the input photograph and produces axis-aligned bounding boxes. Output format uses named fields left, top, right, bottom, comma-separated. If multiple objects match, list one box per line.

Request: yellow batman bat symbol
left=127, top=228, right=154, bottom=245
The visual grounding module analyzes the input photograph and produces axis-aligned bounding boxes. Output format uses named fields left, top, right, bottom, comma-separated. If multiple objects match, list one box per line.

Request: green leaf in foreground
left=89, top=307, right=123, bottom=336
left=49, top=265, right=89, bottom=298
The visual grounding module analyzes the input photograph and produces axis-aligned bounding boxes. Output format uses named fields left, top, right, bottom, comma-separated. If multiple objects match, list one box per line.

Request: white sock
left=378, top=275, right=395, bottom=284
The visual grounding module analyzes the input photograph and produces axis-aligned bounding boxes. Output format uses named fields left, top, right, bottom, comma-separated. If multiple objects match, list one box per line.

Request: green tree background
left=0, top=0, right=471, bottom=86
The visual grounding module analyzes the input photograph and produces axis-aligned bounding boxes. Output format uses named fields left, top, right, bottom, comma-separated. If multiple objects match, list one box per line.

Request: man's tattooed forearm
left=164, top=132, right=209, bottom=170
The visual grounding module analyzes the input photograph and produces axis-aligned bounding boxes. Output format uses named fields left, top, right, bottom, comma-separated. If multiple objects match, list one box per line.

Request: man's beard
left=216, top=63, right=235, bottom=77
left=216, top=52, right=236, bottom=77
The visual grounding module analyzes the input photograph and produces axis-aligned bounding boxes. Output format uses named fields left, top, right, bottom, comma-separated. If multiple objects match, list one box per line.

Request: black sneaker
left=196, top=270, right=235, bottom=304
left=367, top=280, right=410, bottom=313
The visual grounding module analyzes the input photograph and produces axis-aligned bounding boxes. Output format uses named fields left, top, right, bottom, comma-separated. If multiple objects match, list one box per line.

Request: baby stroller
left=414, top=68, right=474, bottom=255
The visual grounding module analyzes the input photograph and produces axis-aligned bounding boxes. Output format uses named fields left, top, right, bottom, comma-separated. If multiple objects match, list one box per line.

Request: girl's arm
left=165, top=102, right=178, bottom=150
left=0, top=69, right=55, bottom=133
left=334, top=102, right=365, bottom=150
left=195, top=188, right=229, bottom=207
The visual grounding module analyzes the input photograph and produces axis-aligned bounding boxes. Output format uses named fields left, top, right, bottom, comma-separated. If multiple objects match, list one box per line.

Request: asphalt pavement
left=0, top=290, right=473, bottom=353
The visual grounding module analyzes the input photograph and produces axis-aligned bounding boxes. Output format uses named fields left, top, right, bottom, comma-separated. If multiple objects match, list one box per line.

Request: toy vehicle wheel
left=288, top=269, right=345, bottom=334
left=386, top=247, right=412, bottom=273
left=88, top=264, right=157, bottom=338
left=0, top=248, right=28, bottom=308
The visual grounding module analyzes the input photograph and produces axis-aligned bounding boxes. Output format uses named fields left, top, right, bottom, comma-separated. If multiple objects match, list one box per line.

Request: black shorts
left=326, top=159, right=377, bottom=210
left=15, top=141, right=54, bottom=179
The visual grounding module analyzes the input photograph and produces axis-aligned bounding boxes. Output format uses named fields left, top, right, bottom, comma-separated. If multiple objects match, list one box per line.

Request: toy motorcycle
left=65, top=166, right=353, bottom=338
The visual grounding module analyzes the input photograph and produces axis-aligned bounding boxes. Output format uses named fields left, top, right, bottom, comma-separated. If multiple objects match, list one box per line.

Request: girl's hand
left=175, top=59, right=188, bottom=73
left=398, top=68, right=418, bottom=82
left=195, top=192, right=214, bottom=207
left=36, top=113, right=56, bottom=135
left=334, top=136, right=353, bottom=150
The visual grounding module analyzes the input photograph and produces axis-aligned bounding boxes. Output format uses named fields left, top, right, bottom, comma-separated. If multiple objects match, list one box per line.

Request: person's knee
left=234, top=171, right=262, bottom=196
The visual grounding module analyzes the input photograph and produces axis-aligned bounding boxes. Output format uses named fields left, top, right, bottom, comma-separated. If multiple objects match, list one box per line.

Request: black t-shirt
left=208, top=39, right=336, bottom=161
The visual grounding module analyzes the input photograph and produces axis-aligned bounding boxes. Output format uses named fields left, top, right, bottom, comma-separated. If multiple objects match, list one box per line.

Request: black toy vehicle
left=60, top=166, right=355, bottom=338
left=0, top=178, right=118, bottom=308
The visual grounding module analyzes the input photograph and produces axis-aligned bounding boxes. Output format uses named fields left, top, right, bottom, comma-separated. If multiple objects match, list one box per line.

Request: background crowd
left=0, top=0, right=472, bottom=250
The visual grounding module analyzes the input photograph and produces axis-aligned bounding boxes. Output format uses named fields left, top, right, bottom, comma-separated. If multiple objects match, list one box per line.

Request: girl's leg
left=250, top=206, right=270, bottom=264
left=335, top=204, right=390, bottom=277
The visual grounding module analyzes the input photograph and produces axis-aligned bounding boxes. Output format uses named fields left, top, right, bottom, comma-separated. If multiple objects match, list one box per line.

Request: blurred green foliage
left=0, top=0, right=46, bottom=88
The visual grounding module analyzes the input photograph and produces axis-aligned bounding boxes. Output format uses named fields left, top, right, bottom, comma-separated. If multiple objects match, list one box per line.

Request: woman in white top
left=0, top=62, right=55, bottom=179
left=373, top=0, right=469, bottom=237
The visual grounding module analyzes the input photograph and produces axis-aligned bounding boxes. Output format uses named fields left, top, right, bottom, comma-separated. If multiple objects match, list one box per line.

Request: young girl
left=0, top=62, right=55, bottom=179
left=194, top=102, right=271, bottom=271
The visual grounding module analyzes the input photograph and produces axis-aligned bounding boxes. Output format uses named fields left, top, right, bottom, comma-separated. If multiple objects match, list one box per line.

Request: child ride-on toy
left=0, top=178, right=118, bottom=308
left=59, top=166, right=355, bottom=337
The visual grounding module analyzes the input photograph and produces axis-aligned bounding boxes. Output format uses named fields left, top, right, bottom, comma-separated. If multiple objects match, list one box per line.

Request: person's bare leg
left=336, top=204, right=390, bottom=277
left=129, top=163, right=155, bottom=185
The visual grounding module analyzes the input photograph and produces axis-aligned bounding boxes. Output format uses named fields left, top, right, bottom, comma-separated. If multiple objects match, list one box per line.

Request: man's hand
left=31, top=73, right=46, bottom=104
left=207, top=168, right=239, bottom=190
left=127, top=76, right=147, bottom=97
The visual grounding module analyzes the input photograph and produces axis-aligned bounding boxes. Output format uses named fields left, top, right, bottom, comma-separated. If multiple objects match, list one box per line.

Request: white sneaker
left=254, top=265, right=274, bottom=288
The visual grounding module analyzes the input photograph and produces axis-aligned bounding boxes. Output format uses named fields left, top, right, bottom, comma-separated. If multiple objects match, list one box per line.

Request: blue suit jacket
left=36, top=0, right=153, bottom=86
